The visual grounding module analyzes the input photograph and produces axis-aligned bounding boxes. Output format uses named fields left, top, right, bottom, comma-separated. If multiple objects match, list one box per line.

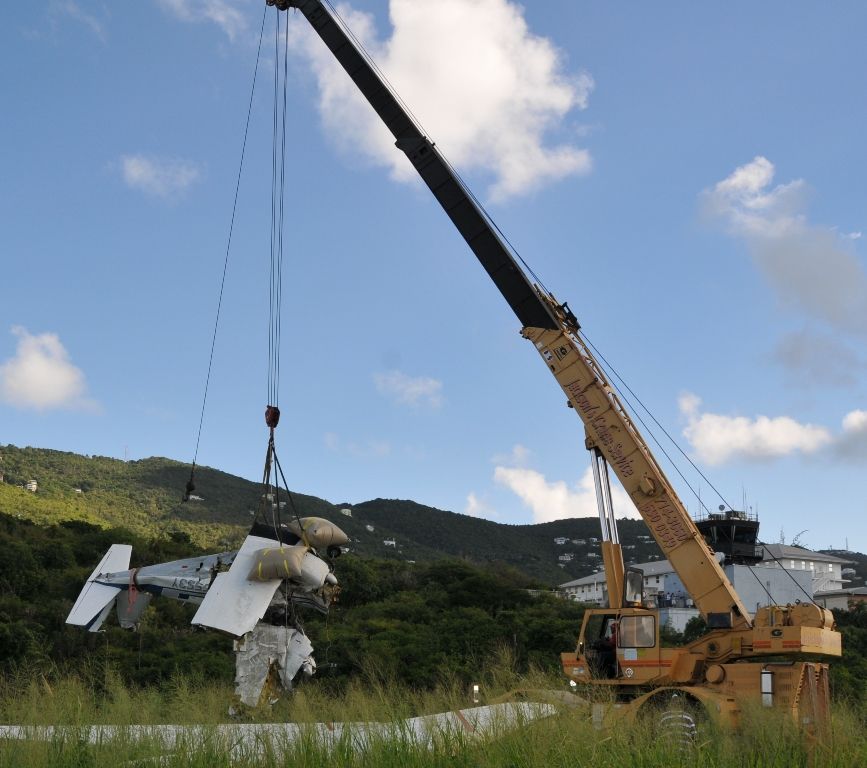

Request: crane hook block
left=182, top=474, right=195, bottom=503
left=265, top=405, right=281, bottom=429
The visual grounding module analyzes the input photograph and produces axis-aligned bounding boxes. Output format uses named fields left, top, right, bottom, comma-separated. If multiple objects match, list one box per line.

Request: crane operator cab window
left=618, top=615, right=656, bottom=648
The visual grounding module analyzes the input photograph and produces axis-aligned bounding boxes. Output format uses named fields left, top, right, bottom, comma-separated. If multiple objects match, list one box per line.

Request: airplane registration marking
left=171, top=577, right=210, bottom=593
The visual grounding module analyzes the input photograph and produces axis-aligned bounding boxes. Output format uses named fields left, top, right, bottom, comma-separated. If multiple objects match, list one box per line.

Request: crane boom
left=275, top=0, right=751, bottom=628
left=271, top=0, right=557, bottom=331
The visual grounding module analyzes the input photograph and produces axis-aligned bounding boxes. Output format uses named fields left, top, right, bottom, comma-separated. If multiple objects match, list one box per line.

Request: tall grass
left=1, top=661, right=865, bottom=767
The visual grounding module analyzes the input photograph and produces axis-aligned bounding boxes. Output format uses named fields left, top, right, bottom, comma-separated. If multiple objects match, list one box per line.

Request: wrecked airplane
left=66, top=516, right=349, bottom=706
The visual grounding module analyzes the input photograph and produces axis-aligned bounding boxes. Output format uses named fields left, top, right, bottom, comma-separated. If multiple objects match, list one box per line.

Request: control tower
left=695, top=506, right=763, bottom=565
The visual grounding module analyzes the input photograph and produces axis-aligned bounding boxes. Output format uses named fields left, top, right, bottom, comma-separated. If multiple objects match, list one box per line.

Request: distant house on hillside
left=553, top=536, right=568, bottom=545
left=340, top=508, right=352, bottom=517
left=365, top=524, right=375, bottom=532
left=25, top=480, right=37, bottom=493
left=383, top=539, right=396, bottom=547
left=187, top=494, right=204, bottom=502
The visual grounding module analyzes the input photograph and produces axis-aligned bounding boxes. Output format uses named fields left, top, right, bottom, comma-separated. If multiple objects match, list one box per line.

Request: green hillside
left=0, top=444, right=663, bottom=585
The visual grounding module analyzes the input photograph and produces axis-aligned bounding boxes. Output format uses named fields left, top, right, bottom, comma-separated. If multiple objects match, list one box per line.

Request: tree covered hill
left=0, top=444, right=665, bottom=585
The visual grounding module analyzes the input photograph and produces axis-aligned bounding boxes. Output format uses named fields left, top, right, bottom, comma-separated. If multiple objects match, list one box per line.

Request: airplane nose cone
left=325, top=572, right=338, bottom=586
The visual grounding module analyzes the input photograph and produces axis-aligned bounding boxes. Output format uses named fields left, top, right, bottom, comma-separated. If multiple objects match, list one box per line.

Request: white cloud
left=679, top=392, right=831, bottom=465
left=842, top=410, right=867, bottom=432
left=0, top=327, right=97, bottom=412
left=494, top=465, right=638, bottom=524
left=156, top=0, right=248, bottom=41
left=374, top=370, right=443, bottom=408
left=52, top=1, right=107, bottom=42
left=289, top=0, right=593, bottom=201
left=464, top=492, right=497, bottom=519
left=120, top=155, right=201, bottom=198
left=704, top=156, right=867, bottom=334
left=491, top=443, right=530, bottom=467
left=835, top=409, right=867, bottom=460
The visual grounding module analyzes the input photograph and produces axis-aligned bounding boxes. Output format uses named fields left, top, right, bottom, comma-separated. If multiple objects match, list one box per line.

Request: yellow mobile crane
left=269, top=0, right=841, bottom=730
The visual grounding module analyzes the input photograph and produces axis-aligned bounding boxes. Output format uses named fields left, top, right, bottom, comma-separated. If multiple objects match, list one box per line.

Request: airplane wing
left=191, top=535, right=282, bottom=637
left=66, top=544, right=132, bottom=632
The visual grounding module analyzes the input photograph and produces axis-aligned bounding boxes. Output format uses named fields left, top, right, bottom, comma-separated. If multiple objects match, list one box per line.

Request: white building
left=553, top=536, right=569, bottom=546
left=383, top=539, right=396, bottom=547
left=25, top=480, right=37, bottom=493
left=754, top=544, right=852, bottom=595
left=814, top=586, right=867, bottom=611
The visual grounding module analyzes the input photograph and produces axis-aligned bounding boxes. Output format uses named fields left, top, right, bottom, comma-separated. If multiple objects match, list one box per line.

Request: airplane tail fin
left=66, top=544, right=132, bottom=632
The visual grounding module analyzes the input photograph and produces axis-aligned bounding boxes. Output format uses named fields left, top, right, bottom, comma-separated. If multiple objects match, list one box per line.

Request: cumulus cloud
left=835, top=409, right=867, bottom=460
left=494, top=464, right=638, bottom=524
left=464, top=492, right=497, bottom=519
left=374, top=370, right=443, bottom=408
left=120, top=154, right=201, bottom=198
left=0, top=327, right=97, bottom=412
left=52, top=1, right=107, bottom=42
left=289, top=0, right=593, bottom=201
left=679, top=392, right=831, bottom=465
left=703, top=156, right=867, bottom=334
left=156, top=0, right=247, bottom=41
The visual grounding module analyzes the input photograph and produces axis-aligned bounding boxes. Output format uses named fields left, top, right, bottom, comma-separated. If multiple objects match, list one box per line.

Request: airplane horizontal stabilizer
left=66, top=544, right=132, bottom=632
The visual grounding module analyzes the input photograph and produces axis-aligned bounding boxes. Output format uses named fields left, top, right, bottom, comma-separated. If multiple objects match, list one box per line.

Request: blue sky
left=2, top=1, right=866, bottom=554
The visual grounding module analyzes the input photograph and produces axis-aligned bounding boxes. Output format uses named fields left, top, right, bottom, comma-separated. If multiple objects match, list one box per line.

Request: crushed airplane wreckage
left=66, top=515, right=349, bottom=706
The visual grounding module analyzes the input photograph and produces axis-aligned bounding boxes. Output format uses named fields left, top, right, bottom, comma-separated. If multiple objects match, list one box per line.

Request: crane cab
left=564, top=607, right=664, bottom=686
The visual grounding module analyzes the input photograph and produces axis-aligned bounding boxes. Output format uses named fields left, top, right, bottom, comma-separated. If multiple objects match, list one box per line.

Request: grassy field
left=1, top=664, right=865, bottom=767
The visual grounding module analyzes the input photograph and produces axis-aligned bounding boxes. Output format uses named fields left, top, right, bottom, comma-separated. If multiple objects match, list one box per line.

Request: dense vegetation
left=831, top=603, right=867, bottom=703
left=0, top=511, right=584, bottom=691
